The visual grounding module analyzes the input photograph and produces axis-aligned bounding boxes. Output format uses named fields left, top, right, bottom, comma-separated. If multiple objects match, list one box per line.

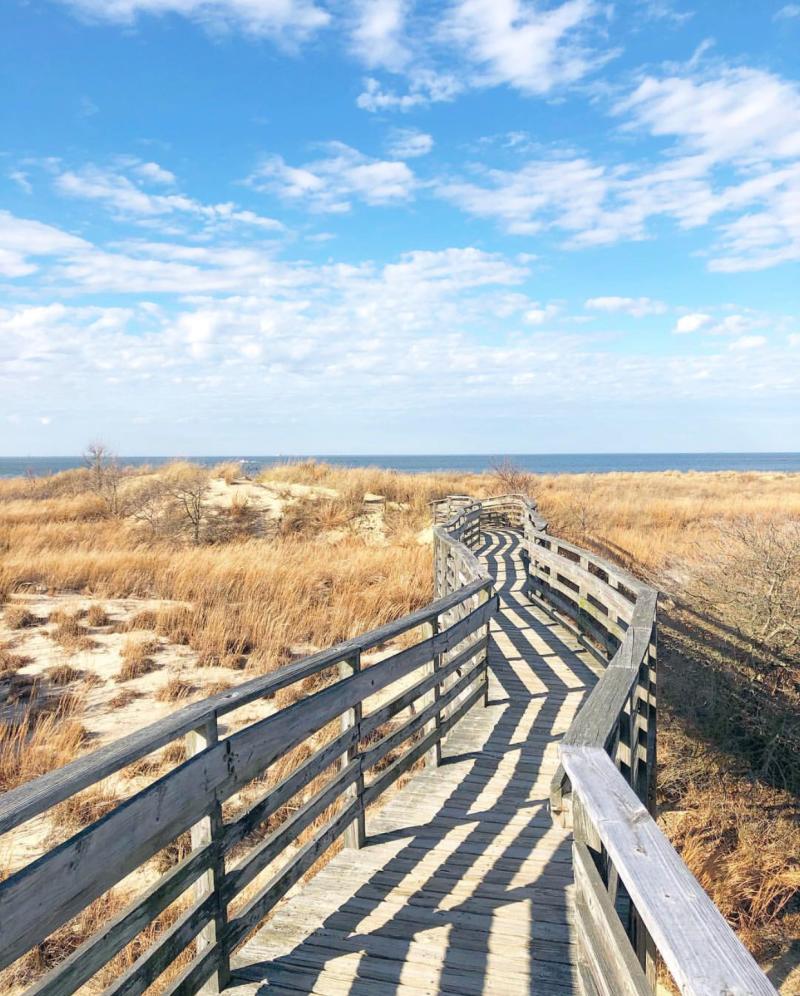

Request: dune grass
left=0, top=460, right=797, bottom=987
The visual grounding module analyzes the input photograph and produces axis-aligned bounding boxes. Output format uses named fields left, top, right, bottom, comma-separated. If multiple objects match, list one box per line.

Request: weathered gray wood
left=0, top=577, right=491, bottom=838
left=185, top=716, right=229, bottom=994
left=226, top=797, right=360, bottom=949
left=103, top=892, right=217, bottom=996
left=572, top=841, right=650, bottom=996
left=561, top=747, right=777, bottom=996
left=223, top=760, right=361, bottom=901
left=26, top=845, right=213, bottom=996
left=339, top=652, right=365, bottom=850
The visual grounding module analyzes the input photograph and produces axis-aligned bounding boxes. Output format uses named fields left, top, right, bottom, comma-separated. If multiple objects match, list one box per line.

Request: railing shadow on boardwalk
left=233, top=530, right=599, bottom=995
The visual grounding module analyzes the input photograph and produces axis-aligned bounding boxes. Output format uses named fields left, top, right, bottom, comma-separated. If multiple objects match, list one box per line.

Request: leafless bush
left=686, top=517, right=800, bottom=689
left=489, top=458, right=536, bottom=497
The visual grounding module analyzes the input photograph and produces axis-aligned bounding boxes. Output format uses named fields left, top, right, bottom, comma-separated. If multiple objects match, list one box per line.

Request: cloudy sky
left=1, top=0, right=799, bottom=455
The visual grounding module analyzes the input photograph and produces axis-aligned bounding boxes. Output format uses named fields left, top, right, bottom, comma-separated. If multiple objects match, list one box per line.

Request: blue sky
left=1, top=0, right=799, bottom=455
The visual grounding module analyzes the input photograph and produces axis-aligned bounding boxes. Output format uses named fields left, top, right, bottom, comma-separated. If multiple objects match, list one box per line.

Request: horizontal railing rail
left=486, top=493, right=776, bottom=996
left=0, top=501, right=497, bottom=996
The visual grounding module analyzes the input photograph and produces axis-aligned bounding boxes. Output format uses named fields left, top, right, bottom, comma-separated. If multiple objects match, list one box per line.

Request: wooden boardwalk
left=229, top=530, right=601, bottom=996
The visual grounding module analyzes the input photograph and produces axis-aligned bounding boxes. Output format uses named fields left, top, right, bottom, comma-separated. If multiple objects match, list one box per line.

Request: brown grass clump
left=0, top=641, right=31, bottom=675
left=49, top=613, right=95, bottom=654
left=117, top=637, right=161, bottom=681
left=125, top=608, right=158, bottom=631
left=155, top=677, right=196, bottom=702
left=86, top=603, right=110, bottom=627
left=108, top=688, right=142, bottom=709
left=49, top=663, right=84, bottom=686
left=4, top=604, right=38, bottom=629
left=214, top=460, right=243, bottom=485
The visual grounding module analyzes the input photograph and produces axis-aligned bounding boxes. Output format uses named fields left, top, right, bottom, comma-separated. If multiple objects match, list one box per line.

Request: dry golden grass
left=0, top=695, right=88, bottom=793
left=85, top=604, right=110, bottom=627
left=4, top=605, right=38, bottom=629
left=155, top=676, right=196, bottom=702
left=1, top=460, right=798, bottom=985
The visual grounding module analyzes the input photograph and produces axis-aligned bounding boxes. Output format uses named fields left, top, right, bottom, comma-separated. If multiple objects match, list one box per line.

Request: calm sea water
left=1, top=453, right=800, bottom=479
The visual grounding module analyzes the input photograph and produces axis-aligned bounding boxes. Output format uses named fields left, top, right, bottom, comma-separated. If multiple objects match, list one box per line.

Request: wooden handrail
left=0, top=500, right=497, bottom=996
left=488, top=494, right=776, bottom=996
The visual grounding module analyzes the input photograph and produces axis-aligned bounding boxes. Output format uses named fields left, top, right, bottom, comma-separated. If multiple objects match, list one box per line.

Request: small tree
left=489, top=458, right=535, bottom=497
left=165, top=465, right=210, bottom=544
left=83, top=441, right=124, bottom=517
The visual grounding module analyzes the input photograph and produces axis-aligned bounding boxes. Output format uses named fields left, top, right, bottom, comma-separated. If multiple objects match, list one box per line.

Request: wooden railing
left=490, top=494, right=776, bottom=996
left=0, top=504, right=496, bottom=996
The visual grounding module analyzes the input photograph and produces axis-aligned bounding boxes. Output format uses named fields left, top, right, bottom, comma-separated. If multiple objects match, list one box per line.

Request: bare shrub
left=489, top=457, right=535, bottom=497
left=685, top=517, right=800, bottom=689
left=164, top=464, right=210, bottom=544
left=84, top=441, right=125, bottom=518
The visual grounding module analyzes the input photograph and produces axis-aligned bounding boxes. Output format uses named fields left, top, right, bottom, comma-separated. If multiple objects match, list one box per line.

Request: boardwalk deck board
left=230, top=531, right=598, bottom=995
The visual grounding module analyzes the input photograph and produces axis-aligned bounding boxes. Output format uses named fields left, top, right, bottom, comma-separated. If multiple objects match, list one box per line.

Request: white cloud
left=444, top=0, right=610, bottom=95
left=356, top=70, right=463, bottom=111
left=0, top=212, right=90, bottom=277
left=674, top=313, right=711, bottom=334
left=9, top=170, right=33, bottom=194
left=249, top=142, right=416, bottom=212
left=585, top=296, right=667, bottom=317
left=53, top=161, right=284, bottom=231
left=350, top=0, right=410, bottom=71
left=619, top=67, right=800, bottom=163
left=775, top=4, right=800, bottom=18
left=524, top=303, right=560, bottom=324
left=387, top=128, right=433, bottom=158
left=58, top=0, right=329, bottom=45
left=730, top=335, right=767, bottom=351
left=134, top=161, right=176, bottom=185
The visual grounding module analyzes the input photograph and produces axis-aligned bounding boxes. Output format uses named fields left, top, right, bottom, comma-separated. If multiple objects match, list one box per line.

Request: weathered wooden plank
left=103, top=892, right=217, bottom=996
left=223, top=760, right=360, bottom=901
left=572, top=841, right=649, bottom=996
left=0, top=578, right=492, bottom=837
left=226, top=798, right=360, bottom=950
left=26, top=845, right=212, bottom=996
left=561, top=747, right=778, bottom=996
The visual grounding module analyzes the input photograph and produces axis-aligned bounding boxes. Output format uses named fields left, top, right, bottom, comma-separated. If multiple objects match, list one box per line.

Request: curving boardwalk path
left=229, top=531, right=601, bottom=996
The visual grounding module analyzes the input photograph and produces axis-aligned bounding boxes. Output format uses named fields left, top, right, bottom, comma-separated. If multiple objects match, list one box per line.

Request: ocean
left=1, top=453, right=800, bottom=479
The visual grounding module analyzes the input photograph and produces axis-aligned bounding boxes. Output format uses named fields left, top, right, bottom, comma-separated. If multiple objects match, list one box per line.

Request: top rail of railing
left=487, top=492, right=776, bottom=996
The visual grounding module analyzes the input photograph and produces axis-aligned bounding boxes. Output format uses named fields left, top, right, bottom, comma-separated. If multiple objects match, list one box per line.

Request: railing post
left=184, top=715, right=230, bottom=994
left=340, top=651, right=366, bottom=849
left=479, top=585, right=491, bottom=706
left=424, top=615, right=443, bottom=767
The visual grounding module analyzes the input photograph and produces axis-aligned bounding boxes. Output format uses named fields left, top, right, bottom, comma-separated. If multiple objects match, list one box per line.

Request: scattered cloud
left=444, top=0, right=611, bottom=96
left=0, top=211, right=89, bottom=278
left=775, top=4, right=800, bottom=18
left=349, top=0, right=410, bottom=71
left=57, top=0, right=330, bottom=46
left=730, top=335, right=767, bottom=350
left=53, top=161, right=284, bottom=231
left=585, top=296, right=667, bottom=317
left=674, top=313, right=711, bottom=334
left=248, top=142, right=416, bottom=212
left=387, top=128, right=433, bottom=159
left=356, top=70, right=463, bottom=111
